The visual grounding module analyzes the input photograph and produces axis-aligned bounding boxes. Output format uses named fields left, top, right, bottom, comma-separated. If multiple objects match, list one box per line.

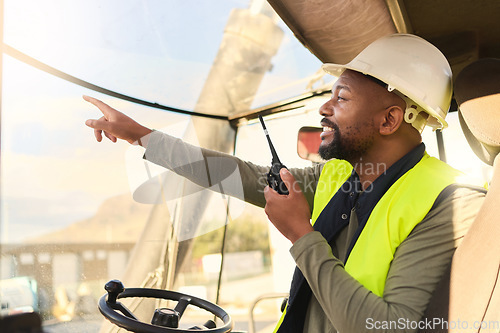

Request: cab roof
left=269, top=0, right=500, bottom=76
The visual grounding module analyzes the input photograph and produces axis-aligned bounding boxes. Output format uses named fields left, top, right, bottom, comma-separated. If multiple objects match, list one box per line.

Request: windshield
left=3, top=0, right=322, bottom=113
left=1, top=0, right=323, bottom=331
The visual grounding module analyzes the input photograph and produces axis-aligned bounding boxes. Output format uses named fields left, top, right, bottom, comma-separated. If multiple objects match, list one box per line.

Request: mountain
left=28, top=194, right=153, bottom=243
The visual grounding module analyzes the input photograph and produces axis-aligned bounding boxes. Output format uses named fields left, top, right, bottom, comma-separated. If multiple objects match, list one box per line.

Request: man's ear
left=379, top=106, right=405, bottom=135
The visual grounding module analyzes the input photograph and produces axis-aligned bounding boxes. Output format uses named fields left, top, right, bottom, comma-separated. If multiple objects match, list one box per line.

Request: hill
left=28, top=194, right=152, bottom=243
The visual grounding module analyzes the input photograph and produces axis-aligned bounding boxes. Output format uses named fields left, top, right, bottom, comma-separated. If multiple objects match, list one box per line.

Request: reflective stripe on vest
left=274, top=153, right=465, bottom=331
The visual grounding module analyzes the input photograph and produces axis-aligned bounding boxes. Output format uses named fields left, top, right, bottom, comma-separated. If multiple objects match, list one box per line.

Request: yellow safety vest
left=274, top=153, right=465, bottom=331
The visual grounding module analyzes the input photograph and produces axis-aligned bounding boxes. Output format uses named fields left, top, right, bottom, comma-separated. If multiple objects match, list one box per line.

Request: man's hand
left=264, top=168, right=314, bottom=244
left=84, top=95, right=152, bottom=145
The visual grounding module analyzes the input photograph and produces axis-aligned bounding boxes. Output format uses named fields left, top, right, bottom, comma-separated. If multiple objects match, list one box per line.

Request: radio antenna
left=259, top=115, right=282, bottom=164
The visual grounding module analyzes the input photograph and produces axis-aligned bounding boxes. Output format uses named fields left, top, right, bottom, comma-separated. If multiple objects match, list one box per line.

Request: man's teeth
left=323, top=127, right=333, bottom=132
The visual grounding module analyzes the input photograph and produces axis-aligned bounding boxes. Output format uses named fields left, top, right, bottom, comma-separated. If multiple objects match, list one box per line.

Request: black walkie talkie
left=259, top=115, right=289, bottom=195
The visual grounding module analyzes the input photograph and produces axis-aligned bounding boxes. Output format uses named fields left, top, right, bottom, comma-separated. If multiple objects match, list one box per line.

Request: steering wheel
left=98, top=280, right=233, bottom=333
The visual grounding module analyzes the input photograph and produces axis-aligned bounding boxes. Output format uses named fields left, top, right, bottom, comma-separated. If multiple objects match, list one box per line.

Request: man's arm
left=84, top=95, right=322, bottom=209
left=290, top=185, right=485, bottom=332
left=144, top=130, right=322, bottom=209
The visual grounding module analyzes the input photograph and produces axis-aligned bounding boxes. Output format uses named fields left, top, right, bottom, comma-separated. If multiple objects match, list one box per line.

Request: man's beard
left=318, top=122, right=344, bottom=160
left=318, top=121, right=374, bottom=162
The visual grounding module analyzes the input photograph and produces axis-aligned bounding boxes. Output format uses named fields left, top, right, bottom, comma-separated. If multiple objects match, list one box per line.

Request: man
left=85, top=34, right=485, bottom=332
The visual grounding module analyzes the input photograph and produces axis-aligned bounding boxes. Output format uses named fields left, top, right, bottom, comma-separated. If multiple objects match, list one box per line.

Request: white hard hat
left=322, top=34, right=453, bottom=131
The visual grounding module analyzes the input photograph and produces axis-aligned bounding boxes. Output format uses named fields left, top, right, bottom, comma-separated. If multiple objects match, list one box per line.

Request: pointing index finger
left=83, top=95, right=114, bottom=118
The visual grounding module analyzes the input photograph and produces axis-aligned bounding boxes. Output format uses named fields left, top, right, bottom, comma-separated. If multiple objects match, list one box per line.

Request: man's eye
left=330, top=94, right=347, bottom=102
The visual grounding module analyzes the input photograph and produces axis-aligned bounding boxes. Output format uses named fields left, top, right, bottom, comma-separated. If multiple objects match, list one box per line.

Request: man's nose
left=319, top=99, right=334, bottom=117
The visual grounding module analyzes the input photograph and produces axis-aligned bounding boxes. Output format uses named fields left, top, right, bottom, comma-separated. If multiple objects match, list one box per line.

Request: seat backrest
left=420, top=58, right=500, bottom=332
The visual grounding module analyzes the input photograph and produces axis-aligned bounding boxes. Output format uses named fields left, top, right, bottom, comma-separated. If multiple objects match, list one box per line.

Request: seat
left=420, top=58, right=500, bottom=332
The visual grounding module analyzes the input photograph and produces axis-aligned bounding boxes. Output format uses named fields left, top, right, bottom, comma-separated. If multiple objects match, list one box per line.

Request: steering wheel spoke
left=110, top=302, right=138, bottom=320
left=173, top=296, right=192, bottom=317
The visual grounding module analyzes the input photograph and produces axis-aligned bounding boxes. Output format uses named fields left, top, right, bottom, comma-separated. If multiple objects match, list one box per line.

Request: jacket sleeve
left=143, top=130, right=322, bottom=209
left=290, top=185, right=486, bottom=333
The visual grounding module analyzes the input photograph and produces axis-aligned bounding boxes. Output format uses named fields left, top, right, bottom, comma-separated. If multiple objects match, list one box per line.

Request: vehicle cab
left=1, top=0, right=499, bottom=332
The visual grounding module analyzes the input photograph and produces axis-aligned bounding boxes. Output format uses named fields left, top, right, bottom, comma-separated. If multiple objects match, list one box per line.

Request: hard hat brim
left=321, top=63, right=348, bottom=78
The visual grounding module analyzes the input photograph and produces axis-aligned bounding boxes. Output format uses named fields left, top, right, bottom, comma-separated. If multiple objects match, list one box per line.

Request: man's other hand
left=84, top=95, right=152, bottom=145
left=264, top=168, right=313, bottom=244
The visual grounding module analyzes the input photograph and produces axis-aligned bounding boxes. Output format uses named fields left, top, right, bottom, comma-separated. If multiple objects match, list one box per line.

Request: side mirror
left=297, top=126, right=322, bottom=163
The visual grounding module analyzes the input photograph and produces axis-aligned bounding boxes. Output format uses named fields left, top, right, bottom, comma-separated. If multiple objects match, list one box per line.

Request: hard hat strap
left=396, top=93, right=428, bottom=133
